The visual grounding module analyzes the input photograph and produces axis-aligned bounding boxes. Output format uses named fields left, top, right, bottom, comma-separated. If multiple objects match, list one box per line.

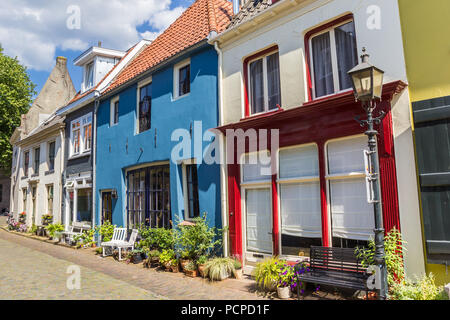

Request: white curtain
left=279, top=145, right=318, bottom=179
left=246, top=189, right=272, bottom=253
left=327, top=136, right=367, bottom=175
left=249, top=59, right=264, bottom=114
left=242, top=152, right=271, bottom=182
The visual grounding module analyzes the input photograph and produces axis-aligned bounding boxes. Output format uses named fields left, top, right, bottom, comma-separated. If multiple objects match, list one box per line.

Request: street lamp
left=348, top=48, right=388, bottom=300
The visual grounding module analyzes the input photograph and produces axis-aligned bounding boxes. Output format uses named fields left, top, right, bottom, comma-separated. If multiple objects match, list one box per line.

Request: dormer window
left=84, top=62, right=94, bottom=90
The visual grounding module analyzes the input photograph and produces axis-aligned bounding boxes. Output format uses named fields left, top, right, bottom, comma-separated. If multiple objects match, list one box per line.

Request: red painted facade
left=218, top=81, right=407, bottom=258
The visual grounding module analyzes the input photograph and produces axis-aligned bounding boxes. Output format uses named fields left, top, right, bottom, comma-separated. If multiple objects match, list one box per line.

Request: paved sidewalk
left=0, top=229, right=266, bottom=300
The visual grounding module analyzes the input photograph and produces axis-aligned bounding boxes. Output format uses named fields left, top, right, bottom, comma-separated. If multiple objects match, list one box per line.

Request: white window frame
left=110, top=96, right=119, bottom=127
left=69, top=113, right=92, bottom=158
left=309, top=19, right=356, bottom=100
left=23, top=150, right=30, bottom=177
left=136, top=77, right=152, bottom=135
left=173, top=58, right=191, bottom=100
left=247, top=49, right=280, bottom=116
left=83, top=61, right=95, bottom=92
left=33, top=146, right=40, bottom=176
left=47, top=140, right=56, bottom=172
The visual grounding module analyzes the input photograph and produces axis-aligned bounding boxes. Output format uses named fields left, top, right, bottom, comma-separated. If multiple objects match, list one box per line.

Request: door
left=245, top=188, right=273, bottom=254
left=102, top=192, right=112, bottom=224
left=31, top=186, right=37, bottom=225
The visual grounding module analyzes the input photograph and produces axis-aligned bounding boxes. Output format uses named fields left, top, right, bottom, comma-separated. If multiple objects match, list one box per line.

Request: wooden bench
left=296, top=246, right=371, bottom=299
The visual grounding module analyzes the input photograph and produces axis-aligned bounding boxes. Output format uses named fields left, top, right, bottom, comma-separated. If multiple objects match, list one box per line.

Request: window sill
left=21, top=176, right=29, bottom=180
left=69, top=152, right=91, bottom=161
left=31, top=173, right=39, bottom=178
left=45, top=170, right=55, bottom=176
left=172, top=92, right=190, bottom=102
left=241, top=108, right=284, bottom=121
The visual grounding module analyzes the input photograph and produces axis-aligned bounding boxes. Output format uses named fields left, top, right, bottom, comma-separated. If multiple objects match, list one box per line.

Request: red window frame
left=304, top=13, right=355, bottom=101
left=243, top=45, right=281, bottom=118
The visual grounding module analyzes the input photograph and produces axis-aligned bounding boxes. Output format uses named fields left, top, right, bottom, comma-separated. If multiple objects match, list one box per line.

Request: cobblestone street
left=0, top=227, right=265, bottom=300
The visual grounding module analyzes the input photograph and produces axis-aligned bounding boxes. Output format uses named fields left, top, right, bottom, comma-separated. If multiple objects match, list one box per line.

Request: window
left=24, top=151, right=30, bottom=176
left=310, top=20, right=358, bottom=98
left=48, top=141, right=56, bottom=171
left=326, top=136, right=373, bottom=248
left=138, top=83, right=152, bottom=133
left=174, top=60, right=190, bottom=99
left=47, top=185, right=54, bottom=215
left=84, top=62, right=94, bottom=90
left=110, top=97, right=119, bottom=126
left=278, top=144, right=322, bottom=257
left=22, top=188, right=27, bottom=212
left=248, top=51, right=281, bottom=115
left=70, top=114, right=92, bottom=157
left=76, top=188, right=92, bottom=224
left=127, top=165, right=171, bottom=229
left=184, top=164, right=199, bottom=219
left=34, top=147, right=40, bottom=175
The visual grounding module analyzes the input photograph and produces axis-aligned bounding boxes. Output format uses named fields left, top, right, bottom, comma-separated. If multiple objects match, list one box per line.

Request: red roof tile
left=105, top=0, right=233, bottom=93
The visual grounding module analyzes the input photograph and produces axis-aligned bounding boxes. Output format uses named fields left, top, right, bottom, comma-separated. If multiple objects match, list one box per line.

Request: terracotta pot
left=234, top=268, right=243, bottom=280
left=185, top=269, right=198, bottom=278
left=365, top=292, right=378, bottom=300
left=198, top=264, right=206, bottom=278
left=180, top=259, right=191, bottom=270
left=170, top=264, right=179, bottom=273
left=277, top=286, right=292, bottom=299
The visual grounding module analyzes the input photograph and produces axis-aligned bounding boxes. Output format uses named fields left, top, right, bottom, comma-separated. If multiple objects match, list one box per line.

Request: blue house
left=95, top=0, right=233, bottom=232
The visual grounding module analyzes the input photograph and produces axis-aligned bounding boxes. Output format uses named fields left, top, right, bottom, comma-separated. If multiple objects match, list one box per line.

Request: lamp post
left=348, top=48, right=388, bottom=300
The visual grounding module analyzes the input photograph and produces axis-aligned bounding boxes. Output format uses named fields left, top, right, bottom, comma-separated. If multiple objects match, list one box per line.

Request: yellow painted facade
left=398, top=0, right=450, bottom=285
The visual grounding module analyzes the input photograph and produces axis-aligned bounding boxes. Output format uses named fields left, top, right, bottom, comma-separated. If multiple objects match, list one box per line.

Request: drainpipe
left=93, top=91, right=100, bottom=234
left=59, top=127, right=65, bottom=225
left=214, top=41, right=229, bottom=258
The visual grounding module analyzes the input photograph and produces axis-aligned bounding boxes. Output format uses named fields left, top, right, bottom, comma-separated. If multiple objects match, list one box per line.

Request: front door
left=102, top=192, right=112, bottom=224
left=245, top=188, right=273, bottom=255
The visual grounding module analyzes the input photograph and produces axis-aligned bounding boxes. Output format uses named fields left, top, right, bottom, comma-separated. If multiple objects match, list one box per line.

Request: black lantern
left=348, top=48, right=384, bottom=106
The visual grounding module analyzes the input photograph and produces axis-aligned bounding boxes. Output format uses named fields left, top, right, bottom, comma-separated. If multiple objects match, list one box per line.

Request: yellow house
left=399, top=0, right=450, bottom=284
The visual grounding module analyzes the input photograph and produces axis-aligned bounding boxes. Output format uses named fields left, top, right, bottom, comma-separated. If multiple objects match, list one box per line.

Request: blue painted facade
left=95, top=44, right=221, bottom=230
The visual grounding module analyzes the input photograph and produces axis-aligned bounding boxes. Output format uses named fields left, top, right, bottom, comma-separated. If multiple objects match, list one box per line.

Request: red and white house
left=210, top=0, right=425, bottom=278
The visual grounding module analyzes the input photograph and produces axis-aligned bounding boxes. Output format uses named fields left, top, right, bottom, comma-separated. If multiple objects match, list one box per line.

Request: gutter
left=93, top=90, right=100, bottom=233
left=212, top=37, right=229, bottom=257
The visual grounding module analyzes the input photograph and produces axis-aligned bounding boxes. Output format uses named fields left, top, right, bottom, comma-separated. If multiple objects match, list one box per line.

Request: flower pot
left=277, top=286, right=292, bottom=299
left=150, top=257, right=160, bottom=268
left=185, top=269, right=198, bottom=278
left=198, top=264, right=206, bottom=278
left=170, top=264, right=179, bottom=273
left=180, top=259, right=191, bottom=271
left=131, top=254, right=143, bottom=264
left=234, top=268, right=243, bottom=280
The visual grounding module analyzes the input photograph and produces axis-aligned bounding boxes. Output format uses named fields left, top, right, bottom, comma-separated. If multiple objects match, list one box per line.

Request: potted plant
left=184, top=261, right=198, bottom=278
left=170, top=258, right=180, bottom=273
left=277, top=264, right=294, bottom=299
left=19, top=212, right=26, bottom=224
left=253, top=257, right=285, bottom=292
left=45, top=223, right=64, bottom=240
left=129, top=248, right=144, bottom=264
left=233, top=257, right=243, bottom=280
left=41, top=214, right=53, bottom=226
left=159, top=249, right=175, bottom=270
left=197, top=255, right=208, bottom=278
left=179, top=250, right=192, bottom=271
left=204, top=257, right=236, bottom=281
left=147, top=249, right=161, bottom=268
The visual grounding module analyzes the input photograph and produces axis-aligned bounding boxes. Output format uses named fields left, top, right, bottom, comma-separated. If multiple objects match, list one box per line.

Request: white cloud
left=0, top=0, right=188, bottom=71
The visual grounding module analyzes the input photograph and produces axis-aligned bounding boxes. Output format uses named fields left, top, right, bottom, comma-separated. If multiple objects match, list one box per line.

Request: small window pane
left=179, top=65, right=190, bottom=96
left=335, top=21, right=358, bottom=91
left=249, top=59, right=264, bottom=114
left=279, top=145, right=318, bottom=179
left=48, top=142, right=55, bottom=171
left=139, top=83, right=152, bottom=133
left=327, top=136, right=367, bottom=175
left=242, top=152, right=271, bottom=182
left=266, top=52, right=281, bottom=110
left=186, top=165, right=199, bottom=219
left=312, top=32, right=334, bottom=97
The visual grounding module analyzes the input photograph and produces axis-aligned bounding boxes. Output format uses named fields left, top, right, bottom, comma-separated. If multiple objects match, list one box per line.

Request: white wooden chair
left=61, top=224, right=87, bottom=245
left=115, top=229, right=139, bottom=261
left=101, top=227, right=127, bottom=257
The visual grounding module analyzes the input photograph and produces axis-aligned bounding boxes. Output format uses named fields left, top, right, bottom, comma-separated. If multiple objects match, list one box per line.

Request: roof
left=105, top=0, right=233, bottom=94
left=227, top=0, right=272, bottom=30
left=18, top=114, right=65, bottom=145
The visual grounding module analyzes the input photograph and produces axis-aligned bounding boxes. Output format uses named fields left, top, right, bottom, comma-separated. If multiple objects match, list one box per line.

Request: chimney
left=56, top=56, right=67, bottom=69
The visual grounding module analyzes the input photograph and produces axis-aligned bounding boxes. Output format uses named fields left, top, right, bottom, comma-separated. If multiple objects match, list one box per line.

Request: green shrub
left=197, top=255, right=208, bottom=265
left=74, top=229, right=96, bottom=247
left=355, top=227, right=406, bottom=287
left=204, top=257, right=236, bottom=281
left=253, top=257, right=286, bottom=291
left=390, top=273, right=448, bottom=300
left=45, top=223, right=64, bottom=239
left=175, top=213, right=224, bottom=260
left=96, top=221, right=115, bottom=242
left=159, top=249, right=176, bottom=266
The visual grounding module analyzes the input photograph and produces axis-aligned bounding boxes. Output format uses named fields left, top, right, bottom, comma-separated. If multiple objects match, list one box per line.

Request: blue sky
left=0, top=0, right=197, bottom=98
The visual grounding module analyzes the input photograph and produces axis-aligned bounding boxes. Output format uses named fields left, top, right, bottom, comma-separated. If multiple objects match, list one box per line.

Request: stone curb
left=0, top=226, right=77, bottom=249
